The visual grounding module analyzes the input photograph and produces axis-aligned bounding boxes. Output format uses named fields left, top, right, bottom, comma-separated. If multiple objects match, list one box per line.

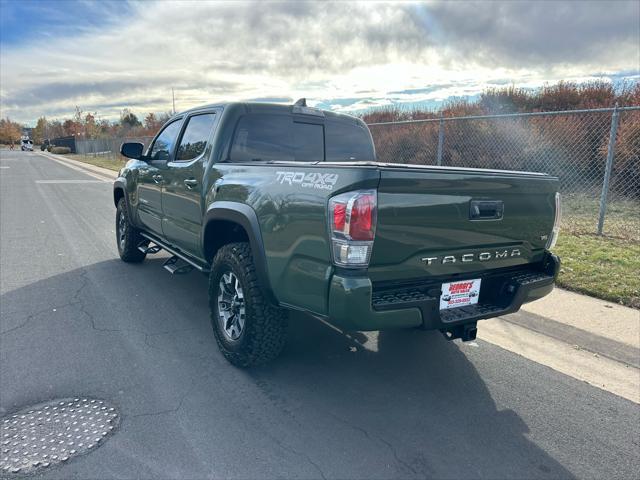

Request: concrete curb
left=501, top=309, right=639, bottom=369
left=522, top=288, right=639, bottom=349
left=37, top=152, right=118, bottom=180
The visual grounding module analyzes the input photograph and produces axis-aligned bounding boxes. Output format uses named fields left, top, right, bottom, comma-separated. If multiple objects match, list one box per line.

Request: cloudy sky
left=1, top=0, right=638, bottom=125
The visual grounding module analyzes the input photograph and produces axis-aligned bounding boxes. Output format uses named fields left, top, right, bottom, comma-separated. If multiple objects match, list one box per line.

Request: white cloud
left=1, top=0, right=638, bottom=124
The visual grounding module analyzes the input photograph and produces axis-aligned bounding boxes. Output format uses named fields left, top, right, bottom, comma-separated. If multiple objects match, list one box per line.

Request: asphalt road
left=1, top=150, right=638, bottom=479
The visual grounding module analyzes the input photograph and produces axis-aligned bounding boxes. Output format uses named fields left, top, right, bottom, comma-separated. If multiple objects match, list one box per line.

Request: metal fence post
left=597, top=104, right=620, bottom=235
left=436, top=111, right=444, bottom=166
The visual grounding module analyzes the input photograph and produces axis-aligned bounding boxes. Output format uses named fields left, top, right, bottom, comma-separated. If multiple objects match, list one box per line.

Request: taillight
left=546, top=192, right=561, bottom=249
left=349, top=193, right=375, bottom=240
left=328, top=190, right=377, bottom=267
left=333, top=203, right=346, bottom=231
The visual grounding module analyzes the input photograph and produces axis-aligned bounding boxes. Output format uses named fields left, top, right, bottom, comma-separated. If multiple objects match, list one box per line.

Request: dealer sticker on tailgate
left=440, top=279, right=481, bottom=310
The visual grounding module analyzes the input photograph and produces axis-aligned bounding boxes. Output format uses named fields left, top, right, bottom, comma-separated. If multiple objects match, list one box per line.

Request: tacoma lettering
left=421, top=249, right=522, bottom=266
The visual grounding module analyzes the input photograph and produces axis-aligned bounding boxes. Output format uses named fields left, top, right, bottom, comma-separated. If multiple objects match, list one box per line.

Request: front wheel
left=209, top=242, right=287, bottom=367
left=116, top=198, right=146, bottom=263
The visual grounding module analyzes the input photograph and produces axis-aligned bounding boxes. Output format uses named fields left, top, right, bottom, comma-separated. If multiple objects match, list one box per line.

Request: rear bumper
left=327, top=253, right=560, bottom=331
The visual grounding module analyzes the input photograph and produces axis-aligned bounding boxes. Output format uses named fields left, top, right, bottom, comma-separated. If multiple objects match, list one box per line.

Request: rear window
left=229, top=113, right=375, bottom=163
left=292, top=122, right=324, bottom=161
left=326, top=119, right=375, bottom=161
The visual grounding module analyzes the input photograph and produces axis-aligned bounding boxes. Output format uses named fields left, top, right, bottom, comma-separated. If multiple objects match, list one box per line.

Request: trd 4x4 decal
left=275, top=171, right=339, bottom=190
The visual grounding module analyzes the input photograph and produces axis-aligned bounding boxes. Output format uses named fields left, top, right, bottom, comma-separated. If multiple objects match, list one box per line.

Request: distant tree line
left=0, top=107, right=174, bottom=145
left=2, top=79, right=638, bottom=148
left=361, top=80, right=640, bottom=123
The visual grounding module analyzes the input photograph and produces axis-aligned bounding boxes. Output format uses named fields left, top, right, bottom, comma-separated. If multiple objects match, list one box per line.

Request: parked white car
left=21, top=139, right=33, bottom=151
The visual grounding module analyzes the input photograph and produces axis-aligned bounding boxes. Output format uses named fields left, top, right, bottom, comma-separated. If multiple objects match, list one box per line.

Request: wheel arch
left=202, top=202, right=277, bottom=305
left=113, top=179, right=127, bottom=208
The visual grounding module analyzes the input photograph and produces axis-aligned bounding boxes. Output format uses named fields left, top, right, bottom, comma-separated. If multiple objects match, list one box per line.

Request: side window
left=149, top=120, right=183, bottom=161
left=230, top=114, right=294, bottom=162
left=175, top=113, right=216, bottom=161
left=228, top=114, right=324, bottom=162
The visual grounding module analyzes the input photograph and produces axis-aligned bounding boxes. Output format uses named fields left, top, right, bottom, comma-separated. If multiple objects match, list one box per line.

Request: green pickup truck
left=114, top=100, right=561, bottom=367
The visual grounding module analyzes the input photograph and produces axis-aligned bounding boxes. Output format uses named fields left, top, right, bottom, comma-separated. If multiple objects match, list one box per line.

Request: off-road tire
left=209, top=242, right=288, bottom=367
left=116, top=198, right=146, bottom=263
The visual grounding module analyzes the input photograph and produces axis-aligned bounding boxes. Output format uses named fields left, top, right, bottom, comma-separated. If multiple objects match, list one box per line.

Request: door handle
left=184, top=179, right=198, bottom=189
left=152, top=174, right=163, bottom=184
left=469, top=200, right=504, bottom=220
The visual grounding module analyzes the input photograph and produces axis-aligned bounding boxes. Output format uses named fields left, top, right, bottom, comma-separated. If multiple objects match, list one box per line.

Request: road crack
left=3, top=269, right=211, bottom=361
left=328, top=412, right=419, bottom=476
left=128, top=370, right=211, bottom=419
left=261, top=429, right=328, bottom=480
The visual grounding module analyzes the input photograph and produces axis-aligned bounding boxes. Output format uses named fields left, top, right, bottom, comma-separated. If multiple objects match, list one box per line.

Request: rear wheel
left=209, top=242, right=287, bottom=367
left=116, top=198, right=146, bottom=263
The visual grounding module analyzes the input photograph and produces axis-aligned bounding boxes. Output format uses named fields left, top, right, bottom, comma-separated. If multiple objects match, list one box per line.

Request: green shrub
left=46, top=145, right=54, bottom=152
left=51, top=146, right=71, bottom=154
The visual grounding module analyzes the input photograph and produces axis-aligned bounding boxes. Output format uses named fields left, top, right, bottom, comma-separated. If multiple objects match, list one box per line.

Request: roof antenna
left=294, top=98, right=307, bottom=107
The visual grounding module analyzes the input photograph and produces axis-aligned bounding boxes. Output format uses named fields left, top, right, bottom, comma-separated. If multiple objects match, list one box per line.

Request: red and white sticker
left=440, top=279, right=481, bottom=310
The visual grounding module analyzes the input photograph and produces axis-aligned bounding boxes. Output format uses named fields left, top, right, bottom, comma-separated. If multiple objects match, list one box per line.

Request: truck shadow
left=0, top=258, right=574, bottom=479
left=252, top=315, right=574, bottom=478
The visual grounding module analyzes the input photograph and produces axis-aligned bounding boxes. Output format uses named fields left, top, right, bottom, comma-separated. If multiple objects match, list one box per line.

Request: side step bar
left=138, top=243, right=162, bottom=255
left=162, top=256, right=194, bottom=275
left=138, top=232, right=210, bottom=275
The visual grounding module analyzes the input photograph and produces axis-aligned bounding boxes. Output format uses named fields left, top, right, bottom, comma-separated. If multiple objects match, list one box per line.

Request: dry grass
left=562, top=193, right=639, bottom=242
left=62, top=153, right=126, bottom=171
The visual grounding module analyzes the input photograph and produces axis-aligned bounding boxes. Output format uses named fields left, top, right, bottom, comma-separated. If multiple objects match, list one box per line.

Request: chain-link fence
left=75, top=136, right=154, bottom=160
left=368, top=106, right=640, bottom=240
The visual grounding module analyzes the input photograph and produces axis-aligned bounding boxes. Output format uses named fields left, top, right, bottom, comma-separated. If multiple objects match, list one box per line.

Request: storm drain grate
left=0, top=398, right=118, bottom=475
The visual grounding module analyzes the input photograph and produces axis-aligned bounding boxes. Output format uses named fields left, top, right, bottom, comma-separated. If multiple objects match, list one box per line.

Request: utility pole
left=172, top=88, right=176, bottom=114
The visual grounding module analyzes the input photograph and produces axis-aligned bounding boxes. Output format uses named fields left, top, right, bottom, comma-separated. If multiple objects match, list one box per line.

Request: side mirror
left=120, top=142, right=145, bottom=160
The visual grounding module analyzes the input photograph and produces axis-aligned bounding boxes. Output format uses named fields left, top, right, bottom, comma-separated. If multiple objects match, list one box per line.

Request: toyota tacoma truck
left=114, top=100, right=561, bottom=367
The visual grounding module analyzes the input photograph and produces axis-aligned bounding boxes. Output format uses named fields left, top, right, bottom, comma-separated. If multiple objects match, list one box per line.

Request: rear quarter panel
left=208, top=163, right=379, bottom=315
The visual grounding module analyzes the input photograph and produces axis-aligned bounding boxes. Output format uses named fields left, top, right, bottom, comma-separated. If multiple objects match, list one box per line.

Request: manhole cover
left=1, top=398, right=118, bottom=475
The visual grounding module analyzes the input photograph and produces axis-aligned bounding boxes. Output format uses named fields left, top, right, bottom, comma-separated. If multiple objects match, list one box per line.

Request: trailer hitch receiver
left=441, top=322, right=478, bottom=342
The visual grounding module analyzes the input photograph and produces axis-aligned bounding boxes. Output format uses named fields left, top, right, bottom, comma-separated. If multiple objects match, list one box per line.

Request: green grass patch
left=62, top=153, right=126, bottom=172
left=553, top=233, right=640, bottom=308
left=562, top=193, right=639, bottom=242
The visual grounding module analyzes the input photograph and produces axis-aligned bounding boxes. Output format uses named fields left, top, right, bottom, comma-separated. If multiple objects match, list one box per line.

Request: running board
left=139, top=232, right=209, bottom=274
left=138, top=242, right=162, bottom=255
left=163, top=256, right=194, bottom=275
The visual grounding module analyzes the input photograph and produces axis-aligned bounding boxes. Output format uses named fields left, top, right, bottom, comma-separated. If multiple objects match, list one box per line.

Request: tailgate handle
left=470, top=200, right=504, bottom=220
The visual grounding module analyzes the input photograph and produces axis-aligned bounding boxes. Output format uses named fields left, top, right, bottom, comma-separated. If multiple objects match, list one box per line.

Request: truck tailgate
left=369, top=165, right=558, bottom=283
